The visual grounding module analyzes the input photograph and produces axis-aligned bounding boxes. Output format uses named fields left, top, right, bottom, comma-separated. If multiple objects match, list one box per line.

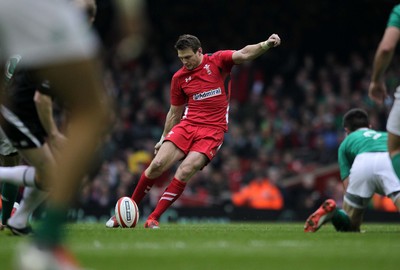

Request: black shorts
left=0, top=104, right=47, bottom=149
left=1, top=65, right=49, bottom=149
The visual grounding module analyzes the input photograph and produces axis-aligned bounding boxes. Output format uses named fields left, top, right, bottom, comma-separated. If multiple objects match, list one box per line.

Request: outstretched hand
left=368, top=81, right=387, bottom=105
left=266, top=34, right=281, bottom=48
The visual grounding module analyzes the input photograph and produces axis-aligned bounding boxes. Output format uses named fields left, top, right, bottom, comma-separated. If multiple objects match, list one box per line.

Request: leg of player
left=0, top=183, right=19, bottom=229
left=0, top=153, right=20, bottom=230
left=31, top=58, right=110, bottom=250
left=144, top=177, right=186, bottom=229
left=16, top=58, right=110, bottom=270
left=106, top=141, right=185, bottom=228
left=7, top=187, right=48, bottom=235
left=388, top=133, right=400, bottom=181
left=144, top=151, right=207, bottom=229
left=0, top=166, right=39, bottom=188
left=2, top=146, right=55, bottom=235
left=341, top=201, right=364, bottom=232
left=304, top=199, right=354, bottom=233
left=386, top=92, right=400, bottom=181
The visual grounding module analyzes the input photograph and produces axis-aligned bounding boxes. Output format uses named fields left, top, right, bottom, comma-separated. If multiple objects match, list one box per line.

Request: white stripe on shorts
left=1, top=105, right=42, bottom=147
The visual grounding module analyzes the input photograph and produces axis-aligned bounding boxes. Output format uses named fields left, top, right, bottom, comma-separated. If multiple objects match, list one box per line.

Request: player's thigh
left=175, top=151, right=208, bottom=181
left=387, top=90, right=400, bottom=152
left=148, top=141, right=185, bottom=172
left=37, top=60, right=107, bottom=113
left=18, top=144, right=55, bottom=184
left=347, top=154, right=375, bottom=198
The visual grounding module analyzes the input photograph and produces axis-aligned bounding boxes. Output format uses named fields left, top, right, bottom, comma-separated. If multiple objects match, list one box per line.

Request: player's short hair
left=342, top=108, right=369, bottom=132
left=174, top=34, right=201, bottom=53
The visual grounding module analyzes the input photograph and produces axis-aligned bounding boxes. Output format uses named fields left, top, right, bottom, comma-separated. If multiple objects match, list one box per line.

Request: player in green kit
left=304, top=108, right=400, bottom=232
left=369, top=4, right=400, bottom=181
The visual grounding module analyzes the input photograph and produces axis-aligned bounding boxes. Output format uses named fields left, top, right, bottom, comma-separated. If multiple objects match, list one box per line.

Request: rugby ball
left=115, top=197, right=139, bottom=228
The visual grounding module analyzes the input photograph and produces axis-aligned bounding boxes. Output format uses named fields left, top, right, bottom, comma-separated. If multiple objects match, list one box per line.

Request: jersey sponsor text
left=193, top=88, right=221, bottom=101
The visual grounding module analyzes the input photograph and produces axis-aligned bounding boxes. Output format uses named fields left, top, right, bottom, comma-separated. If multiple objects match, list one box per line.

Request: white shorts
left=345, top=152, right=400, bottom=208
left=387, top=86, right=400, bottom=136
left=0, top=0, right=98, bottom=67
left=0, top=127, right=17, bottom=156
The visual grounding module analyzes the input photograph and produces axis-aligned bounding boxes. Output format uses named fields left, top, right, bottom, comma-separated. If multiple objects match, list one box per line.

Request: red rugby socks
left=148, top=177, right=186, bottom=220
left=131, top=173, right=156, bottom=204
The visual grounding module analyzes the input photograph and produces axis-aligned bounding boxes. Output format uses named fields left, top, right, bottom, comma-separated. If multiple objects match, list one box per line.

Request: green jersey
left=338, top=128, right=388, bottom=180
left=387, top=4, right=400, bottom=28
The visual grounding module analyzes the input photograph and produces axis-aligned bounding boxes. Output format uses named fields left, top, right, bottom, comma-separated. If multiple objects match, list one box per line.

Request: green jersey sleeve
left=387, top=4, right=400, bottom=28
left=338, top=142, right=351, bottom=180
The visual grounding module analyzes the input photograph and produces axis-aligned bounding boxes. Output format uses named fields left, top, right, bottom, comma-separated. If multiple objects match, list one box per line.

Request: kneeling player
left=304, top=108, right=400, bottom=232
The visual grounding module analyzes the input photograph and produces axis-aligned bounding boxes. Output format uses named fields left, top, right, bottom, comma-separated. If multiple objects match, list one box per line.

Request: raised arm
left=232, top=33, right=281, bottom=64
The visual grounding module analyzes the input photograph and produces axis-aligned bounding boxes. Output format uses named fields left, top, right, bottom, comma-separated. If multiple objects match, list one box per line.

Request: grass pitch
left=0, top=222, right=399, bottom=270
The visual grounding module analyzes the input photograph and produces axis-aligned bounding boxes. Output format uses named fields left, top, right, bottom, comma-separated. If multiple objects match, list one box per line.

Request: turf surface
left=0, top=222, right=399, bottom=270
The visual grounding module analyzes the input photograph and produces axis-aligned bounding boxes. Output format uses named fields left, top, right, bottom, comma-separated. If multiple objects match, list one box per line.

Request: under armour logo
left=204, top=64, right=212, bottom=75
left=185, top=76, right=192, bottom=83
left=167, top=131, right=174, bottom=137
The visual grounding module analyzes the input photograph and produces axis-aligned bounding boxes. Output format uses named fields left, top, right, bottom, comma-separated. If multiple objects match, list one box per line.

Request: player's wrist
left=260, top=41, right=270, bottom=50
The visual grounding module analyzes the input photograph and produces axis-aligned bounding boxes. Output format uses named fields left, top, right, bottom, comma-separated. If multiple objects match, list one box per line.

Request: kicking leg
left=145, top=151, right=207, bottom=228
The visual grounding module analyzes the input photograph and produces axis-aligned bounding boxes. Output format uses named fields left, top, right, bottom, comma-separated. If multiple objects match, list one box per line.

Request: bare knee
left=176, top=163, right=202, bottom=181
left=146, top=159, right=165, bottom=178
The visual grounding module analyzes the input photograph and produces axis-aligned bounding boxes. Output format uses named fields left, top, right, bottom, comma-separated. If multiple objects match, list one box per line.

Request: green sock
left=331, top=208, right=351, bottom=232
left=34, top=206, right=67, bottom=248
left=391, top=153, right=400, bottom=180
left=1, top=183, right=19, bottom=224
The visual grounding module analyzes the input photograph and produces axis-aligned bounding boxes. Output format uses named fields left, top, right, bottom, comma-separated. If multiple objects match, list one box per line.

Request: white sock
left=0, top=166, right=36, bottom=187
left=7, top=187, right=48, bottom=229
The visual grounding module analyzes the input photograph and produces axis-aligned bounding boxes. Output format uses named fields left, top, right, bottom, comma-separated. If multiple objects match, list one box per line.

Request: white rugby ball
left=115, top=197, right=139, bottom=228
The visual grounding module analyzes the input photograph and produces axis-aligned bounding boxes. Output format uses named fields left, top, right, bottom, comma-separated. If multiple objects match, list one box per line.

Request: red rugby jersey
left=170, top=50, right=235, bottom=132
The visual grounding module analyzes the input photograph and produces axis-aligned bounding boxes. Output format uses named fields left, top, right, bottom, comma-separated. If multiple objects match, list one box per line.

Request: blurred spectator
left=286, top=173, right=323, bottom=211
left=322, top=177, right=343, bottom=208
left=372, top=194, right=398, bottom=212
left=231, top=165, right=284, bottom=210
